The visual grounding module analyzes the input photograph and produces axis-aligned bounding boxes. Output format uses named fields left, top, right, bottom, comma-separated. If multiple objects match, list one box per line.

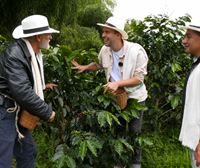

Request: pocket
left=0, top=106, right=15, bottom=120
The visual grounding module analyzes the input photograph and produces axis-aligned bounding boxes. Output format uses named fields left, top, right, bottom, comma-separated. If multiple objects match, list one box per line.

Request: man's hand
left=195, top=142, right=200, bottom=166
left=71, top=60, right=88, bottom=73
left=45, top=83, right=57, bottom=91
left=103, top=82, right=119, bottom=93
left=48, top=111, right=56, bottom=122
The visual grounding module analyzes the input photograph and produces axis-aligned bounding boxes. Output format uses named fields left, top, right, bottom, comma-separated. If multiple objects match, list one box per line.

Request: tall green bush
left=40, top=45, right=147, bottom=167
left=77, top=4, right=112, bottom=30
left=127, top=14, right=192, bottom=131
left=57, top=25, right=102, bottom=50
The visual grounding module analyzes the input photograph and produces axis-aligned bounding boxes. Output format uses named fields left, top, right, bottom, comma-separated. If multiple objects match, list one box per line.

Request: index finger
left=71, top=60, right=79, bottom=66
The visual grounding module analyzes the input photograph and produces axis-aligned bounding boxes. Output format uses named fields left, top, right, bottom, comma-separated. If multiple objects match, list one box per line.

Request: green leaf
left=57, top=155, right=65, bottom=168
left=120, top=139, right=134, bottom=152
left=170, top=95, right=180, bottom=109
left=137, top=137, right=153, bottom=146
left=58, top=97, right=64, bottom=107
left=113, top=140, right=124, bottom=156
left=97, top=95, right=104, bottom=103
left=66, top=155, right=76, bottom=168
left=97, top=112, right=107, bottom=127
left=111, top=114, right=121, bottom=125
left=52, top=54, right=60, bottom=63
left=171, top=63, right=182, bottom=72
left=120, top=112, right=131, bottom=122
left=53, top=47, right=59, bottom=54
left=52, top=144, right=64, bottom=161
left=86, top=140, right=97, bottom=157
left=79, top=141, right=87, bottom=160
left=106, top=112, right=112, bottom=127
left=143, top=138, right=153, bottom=146
left=129, top=109, right=139, bottom=119
left=98, top=111, right=120, bottom=127
left=103, top=99, right=110, bottom=108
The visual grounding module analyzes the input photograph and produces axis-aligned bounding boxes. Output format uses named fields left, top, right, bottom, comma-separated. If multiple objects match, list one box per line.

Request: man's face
left=102, top=27, right=119, bottom=47
left=182, top=29, right=200, bottom=55
left=39, top=33, right=52, bottom=49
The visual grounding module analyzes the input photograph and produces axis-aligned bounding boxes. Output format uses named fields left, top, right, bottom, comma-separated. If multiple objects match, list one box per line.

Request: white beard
left=40, top=40, right=50, bottom=49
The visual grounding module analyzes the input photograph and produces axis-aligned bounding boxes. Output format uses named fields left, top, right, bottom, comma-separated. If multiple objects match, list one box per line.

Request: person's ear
left=35, top=35, right=42, bottom=42
left=116, top=31, right=122, bottom=38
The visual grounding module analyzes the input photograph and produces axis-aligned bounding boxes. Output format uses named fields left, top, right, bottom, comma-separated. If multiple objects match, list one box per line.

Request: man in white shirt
left=72, top=16, right=148, bottom=168
left=179, top=22, right=200, bottom=168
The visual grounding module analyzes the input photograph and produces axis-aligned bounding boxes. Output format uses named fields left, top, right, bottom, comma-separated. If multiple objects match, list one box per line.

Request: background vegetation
left=0, top=0, right=193, bottom=167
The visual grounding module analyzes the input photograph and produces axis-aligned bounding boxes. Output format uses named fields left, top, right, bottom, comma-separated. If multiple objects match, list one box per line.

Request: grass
left=142, top=131, right=191, bottom=168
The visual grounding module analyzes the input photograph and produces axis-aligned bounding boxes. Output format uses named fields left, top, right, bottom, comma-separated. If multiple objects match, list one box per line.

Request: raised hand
left=71, top=59, right=87, bottom=73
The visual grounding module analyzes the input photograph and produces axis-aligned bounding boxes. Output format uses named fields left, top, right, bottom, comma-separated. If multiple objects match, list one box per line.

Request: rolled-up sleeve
left=134, top=49, right=148, bottom=82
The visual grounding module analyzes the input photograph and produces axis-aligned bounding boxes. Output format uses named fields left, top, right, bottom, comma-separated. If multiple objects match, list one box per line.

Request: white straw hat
left=12, top=15, right=59, bottom=39
left=97, top=16, right=128, bottom=40
left=185, top=21, right=200, bottom=32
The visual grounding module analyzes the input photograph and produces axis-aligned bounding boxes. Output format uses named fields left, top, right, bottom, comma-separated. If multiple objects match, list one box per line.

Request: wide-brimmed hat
left=185, top=21, right=200, bottom=33
left=97, top=16, right=128, bottom=40
left=12, top=15, right=59, bottom=39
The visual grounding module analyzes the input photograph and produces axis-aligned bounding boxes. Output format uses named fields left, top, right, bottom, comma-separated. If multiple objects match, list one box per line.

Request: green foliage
left=0, top=0, right=113, bottom=38
left=33, top=128, right=59, bottom=168
left=113, top=138, right=134, bottom=156
left=127, top=14, right=192, bottom=131
left=142, top=131, right=191, bottom=168
left=37, top=15, right=193, bottom=166
left=97, top=111, right=121, bottom=127
left=78, top=4, right=112, bottom=30
left=0, top=35, right=9, bottom=53
left=39, top=45, right=146, bottom=167
left=57, top=25, right=102, bottom=50
left=0, top=13, right=193, bottom=167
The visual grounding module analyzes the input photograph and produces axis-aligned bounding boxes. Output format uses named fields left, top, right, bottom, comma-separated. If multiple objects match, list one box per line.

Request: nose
left=102, top=31, right=106, bottom=38
left=49, top=34, right=52, bottom=40
left=182, top=37, right=187, bottom=46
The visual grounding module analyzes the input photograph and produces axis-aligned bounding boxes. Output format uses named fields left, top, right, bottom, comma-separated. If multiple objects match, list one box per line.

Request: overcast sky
left=113, top=0, right=199, bottom=23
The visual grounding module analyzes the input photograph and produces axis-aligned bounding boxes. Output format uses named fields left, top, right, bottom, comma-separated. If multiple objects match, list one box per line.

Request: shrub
left=56, top=24, right=102, bottom=51
left=40, top=45, right=148, bottom=167
left=127, top=14, right=192, bottom=131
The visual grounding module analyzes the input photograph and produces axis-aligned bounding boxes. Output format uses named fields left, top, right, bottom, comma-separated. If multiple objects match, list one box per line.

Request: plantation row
left=0, top=14, right=192, bottom=167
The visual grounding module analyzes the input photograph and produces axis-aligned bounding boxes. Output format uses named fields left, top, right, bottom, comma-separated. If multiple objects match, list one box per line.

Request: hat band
left=189, top=25, right=200, bottom=29
left=23, top=26, right=49, bottom=34
left=105, top=22, right=116, bottom=28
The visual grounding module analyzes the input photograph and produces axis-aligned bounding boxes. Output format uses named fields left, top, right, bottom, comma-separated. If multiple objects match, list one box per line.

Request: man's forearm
left=86, top=62, right=100, bottom=71
left=116, top=76, right=142, bottom=88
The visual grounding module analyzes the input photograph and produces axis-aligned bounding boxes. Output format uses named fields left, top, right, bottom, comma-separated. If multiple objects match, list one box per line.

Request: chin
left=104, top=43, right=110, bottom=47
left=184, top=48, right=191, bottom=54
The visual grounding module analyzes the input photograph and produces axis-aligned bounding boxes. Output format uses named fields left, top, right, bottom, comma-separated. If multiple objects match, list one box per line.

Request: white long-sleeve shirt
left=179, top=63, right=200, bottom=150
left=98, top=40, right=148, bottom=102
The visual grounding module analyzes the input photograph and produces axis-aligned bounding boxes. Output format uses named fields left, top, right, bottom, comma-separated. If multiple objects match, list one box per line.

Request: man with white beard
left=0, top=15, right=59, bottom=168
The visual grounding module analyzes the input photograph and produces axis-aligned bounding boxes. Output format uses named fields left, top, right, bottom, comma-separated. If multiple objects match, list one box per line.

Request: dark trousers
left=130, top=110, right=143, bottom=164
left=0, top=105, right=36, bottom=168
left=118, top=99, right=145, bottom=164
